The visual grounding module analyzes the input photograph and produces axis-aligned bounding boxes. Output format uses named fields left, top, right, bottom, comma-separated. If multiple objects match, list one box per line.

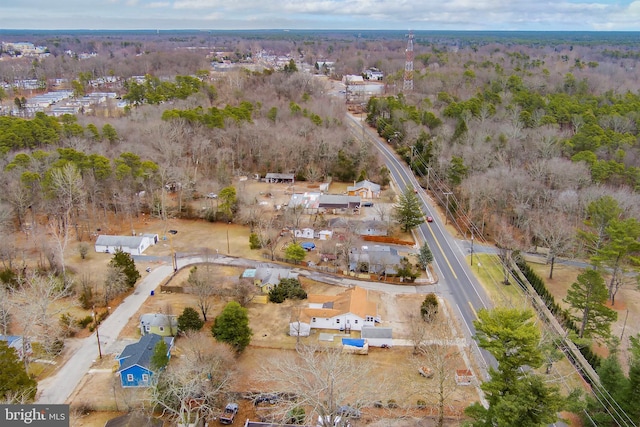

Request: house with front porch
left=289, top=286, right=379, bottom=336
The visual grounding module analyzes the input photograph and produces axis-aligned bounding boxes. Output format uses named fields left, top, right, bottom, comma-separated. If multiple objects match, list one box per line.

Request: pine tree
left=211, top=301, right=252, bottom=353
left=150, top=339, right=169, bottom=372
left=564, top=269, right=617, bottom=339
left=177, top=307, right=204, bottom=333
left=0, top=340, right=37, bottom=402
left=393, top=187, right=424, bottom=232
left=109, top=249, right=141, bottom=287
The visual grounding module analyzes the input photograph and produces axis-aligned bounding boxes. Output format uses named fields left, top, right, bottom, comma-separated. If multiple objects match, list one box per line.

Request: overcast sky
left=3, top=0, right=640, bottom=31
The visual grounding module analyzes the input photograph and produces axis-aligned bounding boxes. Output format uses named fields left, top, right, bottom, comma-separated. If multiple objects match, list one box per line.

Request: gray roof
left=348, top=245, right=401, bottom=275
left=254, top=268, right=299, bottom=286
left=347, top=179, right=381, bottom=193
left=116, top=334, right=173, bottom=371
left=265, top=173, right=294, bottom=179
left=140, top=313, right=178, bottom=328
left=361, top=326, right=393, bottom=339
left=318, top=194, right=361, bottom=206
left=95, top=235, right=145, bottom=249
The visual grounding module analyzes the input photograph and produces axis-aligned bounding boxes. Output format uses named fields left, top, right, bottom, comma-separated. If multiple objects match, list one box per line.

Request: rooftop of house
left=116, top=334, right=173, bottom=371
left=255, top=267, right=299, bottom=286
left=294, top=286, right=377, bottom=323
left=0, top=335, right=23, bottom=346
left=318, top=194, right=361, bottom=205
left=139, top=313, right=177, bottom=328
left=95, top=235, right=146, bottom=248
left=347, top=179, right=381, bottom=192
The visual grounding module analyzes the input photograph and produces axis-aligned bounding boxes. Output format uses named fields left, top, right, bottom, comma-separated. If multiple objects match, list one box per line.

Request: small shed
left=360, top=326, right=393, bottom=347
left=316, top=230, right=333, bottom=240
left=294, top=228, right=314, bottom=239
left=265, top=173, right=295, bottom=184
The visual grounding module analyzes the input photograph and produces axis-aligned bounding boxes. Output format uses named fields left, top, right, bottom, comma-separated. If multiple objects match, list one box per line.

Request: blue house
left=116, top=333, right=173, bottom=388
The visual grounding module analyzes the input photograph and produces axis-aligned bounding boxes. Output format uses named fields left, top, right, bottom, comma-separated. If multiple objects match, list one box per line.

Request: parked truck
left=218, top=403, right=238, bottom=425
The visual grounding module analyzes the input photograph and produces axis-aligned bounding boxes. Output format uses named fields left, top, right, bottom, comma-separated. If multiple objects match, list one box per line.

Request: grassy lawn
left=472, top=253, right=529, bottom=308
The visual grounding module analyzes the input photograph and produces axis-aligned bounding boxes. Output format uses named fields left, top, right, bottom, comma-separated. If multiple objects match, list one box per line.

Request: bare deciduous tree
left=150, top=333, right=235, bottom=426
left=186, top=266, right=215, bottom=321
left=104, top=265, right=128, bottom=307
left=260, top=344, right=386, bottom=426
left=14, top=273, right=75, bottom=360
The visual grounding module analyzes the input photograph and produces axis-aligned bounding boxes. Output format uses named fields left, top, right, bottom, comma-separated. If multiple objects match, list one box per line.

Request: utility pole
left=92, top=306, right=102, bottom=359
left=443, top=192, right=452, bottom=225
left=470, top=231, right=474, bottom=266
left=168, top=229, right=178, bottom=272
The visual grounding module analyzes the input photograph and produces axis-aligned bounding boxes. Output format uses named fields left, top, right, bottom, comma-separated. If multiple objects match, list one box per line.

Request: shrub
left=420, top=293, right=439, bottom=321
left=78, top=286, right=94, bottom=309
left=387, top=399, right=398, bottom=409
left=77, top=315, right=94, bottom=329
left=417, top=399, right=426, bottom=409
left=288, top=406, right=305, bottom=424
left=268, top=278, right=307, bottom=303
left=0, top=268, right=18, bottom=289
left=249, top=233, right=261, bottom=249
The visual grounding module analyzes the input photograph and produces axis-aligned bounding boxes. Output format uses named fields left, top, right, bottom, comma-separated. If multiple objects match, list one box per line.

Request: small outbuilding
left=360, top=326, right=393, bottom=348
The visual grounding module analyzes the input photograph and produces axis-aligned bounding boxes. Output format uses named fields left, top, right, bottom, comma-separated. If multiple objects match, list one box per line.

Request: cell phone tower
left=403, top=30, right=414, bottom=92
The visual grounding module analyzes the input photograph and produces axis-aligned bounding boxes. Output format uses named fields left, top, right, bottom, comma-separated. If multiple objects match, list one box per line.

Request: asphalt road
left=346, top=114, right=496, bottom=377
left=36, top=264, right=175, bottom=404
left=346, top=113, right=571, bottom=426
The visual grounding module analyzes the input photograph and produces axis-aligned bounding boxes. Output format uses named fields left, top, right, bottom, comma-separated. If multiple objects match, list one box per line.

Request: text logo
left=0, top=405, right=69, bottom=427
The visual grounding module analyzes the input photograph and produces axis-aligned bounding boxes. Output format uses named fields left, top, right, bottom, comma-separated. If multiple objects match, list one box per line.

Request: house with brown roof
left=289, top=286, right=379, bottom=337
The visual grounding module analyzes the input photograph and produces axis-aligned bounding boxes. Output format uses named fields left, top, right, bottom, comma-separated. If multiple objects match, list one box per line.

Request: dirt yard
left=66, top=264, right=479, bottom=426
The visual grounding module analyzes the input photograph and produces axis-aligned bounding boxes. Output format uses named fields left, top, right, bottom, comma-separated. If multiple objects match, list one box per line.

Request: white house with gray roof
left=94, top=234, right=158, bottom=256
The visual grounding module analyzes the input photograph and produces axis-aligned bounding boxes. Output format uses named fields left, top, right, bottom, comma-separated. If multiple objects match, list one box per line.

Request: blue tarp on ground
left=342, top=338, right=366, bottom=347
left=301, top=242, right=316, bottom=250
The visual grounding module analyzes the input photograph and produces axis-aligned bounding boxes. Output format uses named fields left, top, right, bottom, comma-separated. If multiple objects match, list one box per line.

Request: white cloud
left=147, top=2, right=171, bottom=8
left=3, top=0, right=640, bottom=30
